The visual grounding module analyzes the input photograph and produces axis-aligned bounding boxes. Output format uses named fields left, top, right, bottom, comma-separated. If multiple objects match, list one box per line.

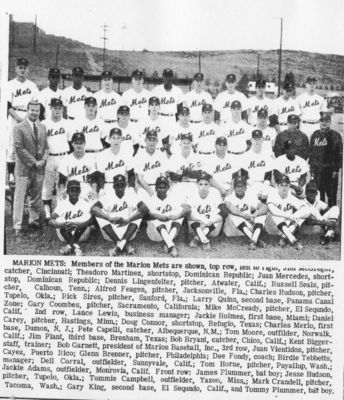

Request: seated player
left=267, top=174, right=310, bottom=250
left=91, top=174, right=148, bottom=256
left=223, top=175, right=268, bottom=250
left=186, top=172, right=226, bottom=251
left=303, top=181, right=340, bottom=245
left=49, top=180, right=93, bottom=256
left=146, top=176, right=190, bottom=257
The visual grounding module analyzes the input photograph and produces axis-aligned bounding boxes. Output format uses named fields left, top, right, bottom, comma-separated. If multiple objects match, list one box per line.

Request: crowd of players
left=6, top=58, right=343, bottom=256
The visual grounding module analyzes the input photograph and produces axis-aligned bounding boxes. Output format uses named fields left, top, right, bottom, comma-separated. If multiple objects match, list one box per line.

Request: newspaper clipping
left=0, top=1, right=343, bottom=399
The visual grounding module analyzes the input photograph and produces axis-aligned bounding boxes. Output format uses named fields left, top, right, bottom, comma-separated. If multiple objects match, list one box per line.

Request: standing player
left=247, top=79, right=275, bottom=126
left=255, top=108, right=277, bottom=152
left=309, top=112, right=343, bottom=207
left=122, top=69, right=150, bottom=123
left=49, top=180, right=93, bottom=256
left=7, top=58, right=39, bottom=183
left=63, top=67, right=89, bottom=120
left=38, top=68, right=63, bottom=120
left=91, top=175, right=147, bottom=256
left=152, top=68, right=183, bottom=123
left=42, top=98, right=71, bottom=220
left=182, top=73, right=213, bottom=124
left=94, top=70, right=123, bottom=123
left=169, top=106, right=196, bottom=154
left=223, top=175, right=268, bottom=249
left=298, top=76, right=327, bottom=139
left=273, top=82, right=301, bottom=133
left=214, top=74, right=248, bottom=125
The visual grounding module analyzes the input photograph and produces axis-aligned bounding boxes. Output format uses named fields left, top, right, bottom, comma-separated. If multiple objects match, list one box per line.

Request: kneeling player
left=186, top=172, right=226, bottom=251
left=146, top=176, right=190, bottom=257
left=267, top=174, right=310, bottom=250
left=91, top=174, right=147, bottom=256
left=49, top=180, right=93, bottom=256
left=223, top=176, right=268, bottom=250
left=304, top=181, right=340, bottom=245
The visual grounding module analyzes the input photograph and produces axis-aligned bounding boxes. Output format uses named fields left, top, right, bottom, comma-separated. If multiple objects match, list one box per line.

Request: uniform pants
left=147, top=218, right=183, bottom=242
left=96, top=217, right=141, bottom=242
left=42, top=155, right=65, bottom=201
left=223, top=215, right=266, bottom=237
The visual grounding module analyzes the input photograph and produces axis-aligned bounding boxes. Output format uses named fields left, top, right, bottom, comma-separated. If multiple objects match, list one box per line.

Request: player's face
left=156, top=183, right=169, bottom=199
left=114, top=182, right=127, bottom=197
left=145, top=137, right=158, bottom=152
left=180, top=139, right=192, bottom=153
left=202, top=110, right=214, bottom=123
left=225, top=81, right=236, bottom=92
left=287, top=121, right=298, bottom=132
left=198, top=180, right=210, bottom=197
left=27, top=104, right=40, bottom=122
left=109, top=133, right=123, bottom=147
left=49, top=75, right=60, bottom=89
left=178, top=113, right=190, bottom=125
left=256, top=86, right=265, bottom=97
left=16, top=65, right=29, bottom=79
left=102, top=77, right=113, bottom=91
left=285, top=146, right=296, bottom=159
left=149, top=104, right=160, bottom=115
left=320, top=119, right=331, bottom=130
left=193, top=79, right=203, bottom=91
left=234, top=183, right=246, bottom=198
left=85, top=103, right=97, bottom=118
left=283, top=89, right=292, bottom=99
left=252, top=137, right=263, bottom=151
left=215, top=143, right=227, bottom=157
left=72, top=74, right=84, bottom=87
left=306, top=190, right=317, bottom=204
left=51, top=105, right=63, bottom=119
left=132, top=77, right=143, bottom=91
left=163, top=76, right=173, bottom=86
left=72, top=140, right=85, bottom=153
left=68, top=187, right=81, bottom=203
left=231, top=107, right=241, bottom=119
left=118, top=113, right=130, bottom=124
left=257, top=116, right=268, bottom=128
left=306, top=81, right=316, bottom=93
left=278, top=182, right=289, bottom=198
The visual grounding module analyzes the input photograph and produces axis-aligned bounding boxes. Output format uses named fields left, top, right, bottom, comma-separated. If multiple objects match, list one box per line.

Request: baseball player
left=49, top=180, right=93, bottom=256
left=193, top=103, right=223, bottom=156
left=186, top=172, right=226, bottom=250
left=121, top=69, right=150, bottom=123
left=255, top=108, right=277, bottom=152
left=91, top=174, right=147, bottom=256
left=182, top=73, right=213, bottom=124
left=309, top=112, right=343, bottom=207
left=274, top=114, right=309, bottom=160
left=273, top=82, right=301, bottom=133
left=58, top=132, right=98, bottom=203
left=303, top=180, right=340, bottom=245
left=69, top=96, right=107, bottom=154
left=247, top=79, right=275, bottom=126
left=63, top=67, right=89, bottom=120
left=38, top=68, right=63, bottom=121
left=267, top=174, right=310, bottom=249
left=273, top=140, right=309, bottom=196
left=298, top=76, right=327, bottom=139
left=169, top=106, right=196, bottom=154
left=214, top=74, right=248, bottom=124
left=222, top=100, right=251, bottom=155
left=96, top=127, right=135, bottom=194
left=42, top=98, right=71, bottom=220
left=7, top=58, right=39, bottom=182
left=223, top=175, right=268, bottom=250
left=152, top=68, right=183, bottom=122
left=94, top=70, right=123, bottom=123
left=146, top=176, right=190, bottom=257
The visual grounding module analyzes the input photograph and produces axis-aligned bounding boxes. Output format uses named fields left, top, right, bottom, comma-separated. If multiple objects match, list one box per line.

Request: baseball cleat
left=248, top=242, right=257, bottom=250
left=293, top=241, right=303, bottom=251
left=257, top=240, right=266, bottom=248
left=202, top=242, right=212, bottom=251
left=60, top=245, right=73, bottom=255
left=169, top=246, right=179, bottom=257
left=73, top=245, right=83, bottom=256
left=279, top=237, right=288, bottom=248
left=109, top=246, right=121, bottom=257
left=125, top=244, right=135, bottom=255
left=189, top=237, right=199, bottom=248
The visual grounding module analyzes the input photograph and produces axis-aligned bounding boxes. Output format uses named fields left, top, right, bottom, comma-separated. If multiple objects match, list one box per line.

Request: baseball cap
left=226, top=74, right=236, bottom=82
left=283, top=139, right=295, bottom=150
left=156, top=176, right=169, bottom=187
left=283, top=82, right=294, bottom=91
left=72, top=67, right=84, bottom=75
left=305, top=180, right=318, bottom=193
left=287, top=114, right=300, bottom=123
left=233, top=175, right=247, bottom=187
left=306, top=76, right=317, bottom=83
left=178, top=106, right=190, bottom=115
left=257, top=108, right=268, bottom=118
left=101, top=70, right=113, bottom=79
left=197, top=171, right=211, bottom=183
left=256, top=79, right=266, bottom=87
left=48, top=68, right=61, bottom=77
left=215, top=136, right=228, bottom=146
left=180, top=132, right=193, bottom=142
left=67, top=180, right=81, bottom=190
left=146, top=130, right=158, bottom=140
left=51, top=98, right=64, bottom=107
left=320, top=112, right=331, bottom=121
left=202, top=103, right=213, bottom=112
left=117, top=105, right=130, bottom=115
left=132, top=69, right=144, bottom=79
left=109, top=127, right=122, bottom=137
left=231, top=100, right=242, bottom=109
left=71, top=132, right=86, bottom=143
left=17, top=58, right=29, bottom=66
left=162, top=68, right=174, bottom=77
left=113, top=174, right=126, bottom=185
left=85, top=97, right=97, bottom=105
left=149, top=96, right=160, bottom=105
left=193, top=72, right=204, bottom=81
left=279, top=174, right=290, bottom=185
left=252, top=129, right=263, bottom=139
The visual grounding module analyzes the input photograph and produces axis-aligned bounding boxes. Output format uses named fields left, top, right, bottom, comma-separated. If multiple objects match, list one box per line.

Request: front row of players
left=49, top=171, right=340, bottom=256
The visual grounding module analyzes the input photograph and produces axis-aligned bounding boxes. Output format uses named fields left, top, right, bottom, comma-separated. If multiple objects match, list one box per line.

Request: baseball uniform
left=152, top=84, right=183, bottom=120
left=298, top=92, right=327, bottom=138
left=247, top=96, right=275, bottom=126
left=69, top=116, right=106, bottom=153
left=182, top=89, right=213, bottom=123
left=105, top=121, right=140, bottom=155
left=273, top=95, right=301, bottom=127
left=122, top=87, right=151, bottom=122
left=214, top=90, right=248, bottom=125
left=94, top=89, right=123, bottom=122
left=193, top=121, right=223, bottom=155
left=273, top=154, right=309, bottom=185
left=222, top=119, right=251, bottom=154
left=63, top=85, right=89, bottom=120
left=38, top=87, right=64, bottom=120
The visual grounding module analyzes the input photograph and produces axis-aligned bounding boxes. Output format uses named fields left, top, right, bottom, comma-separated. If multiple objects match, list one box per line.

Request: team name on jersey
left=199, top=129, right=215, bottom=138
left=157, top=204, right=172, bottom=214
left=105, top=159, right=125, bottom=171
left=160, top=97, right=175, bottom=105
left=123, top=134, right=132, bottom=141
left=197, top=204, right=211, bottom=215
left=70, top=165, right=90, bottom=178
left=214, top=163, right=231, bottom=173
left=314, top=138, right=328, bottom=146
left=181, top=162, right=199, bottom=173
left=281, top=105, right=295, bottom=114
left=303, top=99, right=319, bottom=109
left=15, top=88, right=32, bottom=97
left=248, top=160, right=265, bottom=169
left=69, top=94, right=86, bottom=104
left=100, top=98, right=118, bottom=108
left=143, top=126, right=161, bottom=135
left=130, top=98, right=147, bottom=107
left=191, top=99, right=206, bottom=108
left=264, top=135, right=271, bottom=141
left=175, top=132, right=192, bottom=141
left=112, top=201, right=128, bottom=213
left=253, top=104, right=268, bottom=113
left=81, top=125, right=99, bottom=134
left=277, top=203, right=294, bottom=212
left=65, top=209, right=83, bottom=220
left=236, top=203, right=249, bottom=213
left=285, top=165, right=301, bottom=174
left=228, top=128, right=244, bottom=137
left=47, top=127, right=66, bottom=137
left=143, top=160, right=161, bottom=172
left=223, top=101, right=231, bottom=109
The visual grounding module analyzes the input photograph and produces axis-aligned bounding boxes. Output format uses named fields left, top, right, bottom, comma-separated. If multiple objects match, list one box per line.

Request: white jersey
left=167, top=152, right=203, bottom=181
left=70, top=117, right=106, bottom=151
left=63, top=86, right=89, bottom=120
left=205, top=153, right=237, bottom=188
left=42, top=118, right=71, bottom=154
left=54, top=197, right=91, bottom=223
left=134, top=149, right=168, bottom=185
left=297, top=93, right=327, bottom=122
left=59, top=153, right=96, bottom=186
left=194, top=122, right=223, bottom=154
left=304, top=198, right=328, bottom=221
left=152, top=84, right=183, bottom=116
left=137, top=116, right=169, bottom=149
left=186, top=187, right=223, bottom=221
left=121, top=88, right=150, bottom=122
left=273, top=154, right=309, bottom=184
left=225, top=189, right=259, bottom=214
left=247, top=96, right=275, bottom=126
left=105, top=121, right=140, bottom=154
left=258, top=126, right=277, bottom=150
left=38, top=87, right=64, bottom=120
left=268, top=188, right=304, bottom=215
left=7, top=78, right=39, bottom=117
left=99, top=187, right=138, bottom=218
left=240, top=148, right=274, bottom=183
left=214, top=90, right=248, bottom=124
left=182, top=90, right=213, bottom=122
left=93, top=89, right=123, bottom=121
left=96, top=148, right=133, bottom=185
left=169, top=123, right=197, bottom=154
left=222, top=119, right=251, bottom=154
left=147, top=190, right=185, bottom=216
left=274, top=96, right=301, bottom=124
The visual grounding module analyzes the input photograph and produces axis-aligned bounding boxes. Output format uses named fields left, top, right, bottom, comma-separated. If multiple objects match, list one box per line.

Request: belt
left=85, top=149, right=103, bottom=153
left=198, top=151, right=213, bottom=155
left=279, top=122, right=288, bottom=125
left=12, top=106, right=27, bottom=112
left=68, top=116, right=75, bottom=120
left=228, top=150, right=246, bottom=155
left=130, top=118, right=138, bottom=123
left=104, top=119, right=117, bottom=123
left=49, top=152, right=67, bottom=156
left=302, top=120, right=319, bottom=124
left=190, top=120, right=202, bottom=123
left=159, top=112, right=175, bottom=117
